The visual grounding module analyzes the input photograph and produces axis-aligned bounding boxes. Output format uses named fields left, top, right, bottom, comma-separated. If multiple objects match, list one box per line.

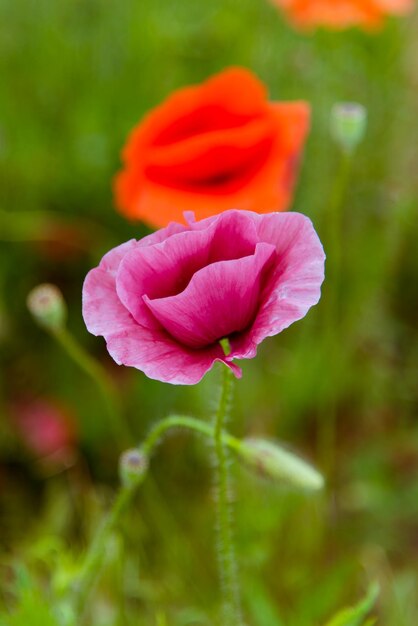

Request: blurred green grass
left=1, top=0, right=418, bottom=624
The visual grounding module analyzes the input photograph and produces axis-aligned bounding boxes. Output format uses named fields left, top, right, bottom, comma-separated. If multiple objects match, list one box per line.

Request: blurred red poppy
left=114, top=67, right=310, bottom=228
left=272, top=0, right=413, bottom=30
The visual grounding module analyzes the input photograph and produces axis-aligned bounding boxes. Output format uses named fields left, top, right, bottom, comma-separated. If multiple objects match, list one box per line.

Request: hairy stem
left=69, top=414, right=242, bottom=622
left=142, top=414, right=240, bottom=457
left=213, top=364, right=242, bottom=625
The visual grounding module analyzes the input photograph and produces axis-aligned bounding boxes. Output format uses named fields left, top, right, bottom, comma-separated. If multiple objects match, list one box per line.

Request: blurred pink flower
left=13, top=399, right=77, bottom=463
left=82, top=210, right=325, bottom=385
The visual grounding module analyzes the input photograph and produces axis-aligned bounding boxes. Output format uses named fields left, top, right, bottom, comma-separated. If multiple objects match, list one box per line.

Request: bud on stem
left=119, top=448, right=148, bottom=488
left=237, top=438, right=324, bottom=492
left=27, top=283, right=67, bottom=331
left=331, top=102, right=367, bottom=154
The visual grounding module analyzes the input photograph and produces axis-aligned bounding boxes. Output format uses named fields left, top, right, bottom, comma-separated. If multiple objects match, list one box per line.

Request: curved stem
left=142, top=414, right=240, bottom=458
left=213, top=364, right=242, bottom=626
left=52, top=325, right=131, bottom=446
left=319, top=150, right=353, bottom=476
left=68, top=414, right=242, bottom=623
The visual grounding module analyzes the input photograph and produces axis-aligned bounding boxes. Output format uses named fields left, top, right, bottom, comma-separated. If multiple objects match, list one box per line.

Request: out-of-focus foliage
left=323, top=583, right=379, bottom=626
left=1, top=0, right=418, bottom=624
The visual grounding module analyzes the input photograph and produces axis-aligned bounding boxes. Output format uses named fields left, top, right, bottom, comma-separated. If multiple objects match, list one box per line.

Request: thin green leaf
left=324, top=583, right=379, bottom=626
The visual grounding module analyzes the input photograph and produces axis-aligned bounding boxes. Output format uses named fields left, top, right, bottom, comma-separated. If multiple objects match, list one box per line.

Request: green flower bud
left=331, top=102, right=367, bottom=154
left=27, top=283, right=67, bottom=331
left=119, top=448, right=148, bottom=487
left=238, top=438, right=324, bottom=492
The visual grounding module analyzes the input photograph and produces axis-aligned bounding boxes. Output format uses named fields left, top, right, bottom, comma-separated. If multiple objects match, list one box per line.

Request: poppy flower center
left=144, top=242, right=276, bottom=349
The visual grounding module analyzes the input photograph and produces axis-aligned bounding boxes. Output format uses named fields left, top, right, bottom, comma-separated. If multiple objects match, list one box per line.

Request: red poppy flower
left=272, top=0, right=413, bottom=30
left=114, top=68, right=310, bottom=228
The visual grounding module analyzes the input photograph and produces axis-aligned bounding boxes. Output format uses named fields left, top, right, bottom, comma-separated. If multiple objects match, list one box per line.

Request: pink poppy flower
left=82, top=210, right=325, bottom=385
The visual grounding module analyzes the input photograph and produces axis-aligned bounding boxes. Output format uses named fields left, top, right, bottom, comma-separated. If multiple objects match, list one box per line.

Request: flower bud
left=237, top=438, right=324, bottom=492
left=119, top=448, right=148, bottom=487
left=27, top=283, right=67, bottom=331
left=330, top=102, right=367, bottom=154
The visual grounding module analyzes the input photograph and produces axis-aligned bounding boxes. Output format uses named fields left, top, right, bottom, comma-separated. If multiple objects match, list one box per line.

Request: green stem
left=70, top=473, right=144, bottom=622
left=319, top=149, right=353, bottom=476
left=69, top=415, right=242, bottom=623
left=213, top=364, right=242, bottom=626
left=51, top=325, right=131, bottom=446
left=142, top=414, right=240, bottom=457
left=327, top=151, right=352, bottom=314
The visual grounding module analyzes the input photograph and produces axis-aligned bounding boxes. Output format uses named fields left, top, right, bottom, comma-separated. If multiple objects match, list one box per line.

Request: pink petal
left=144, top=242, right=276, bottom=348
left=104, top=323, right=234, bottom=385
left=228, top=212, right=325, bottom=360
left=115, top=211, right=258, bottom=327
left=190, top=209, right=258, bottom=261
left=82, top=234, right=240, bottom=385
left=137, top=220, right=188, bottom=247
left=82, top=240, right=138, bottom=337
